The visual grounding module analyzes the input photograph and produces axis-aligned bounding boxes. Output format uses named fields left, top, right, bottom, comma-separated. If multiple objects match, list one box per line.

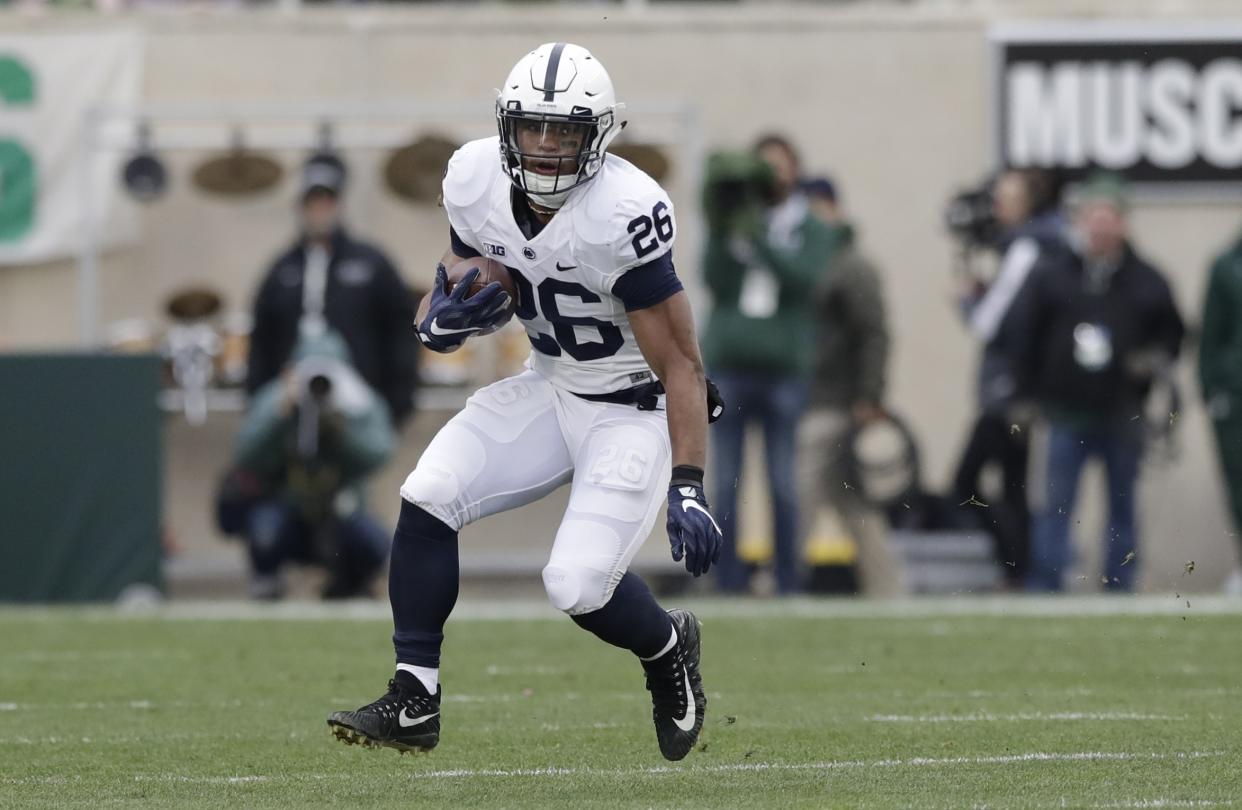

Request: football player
left=328, top=42, right=723, bottom=761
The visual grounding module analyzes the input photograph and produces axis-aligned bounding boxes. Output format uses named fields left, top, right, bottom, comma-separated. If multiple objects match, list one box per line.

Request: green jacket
left=809, top=224, right=889, bottom=409
left=235, top=331, right=396, bottom=522
left=701, top=195, right=837, bottom=377
left=1200, top=229, right=1242, bottom=402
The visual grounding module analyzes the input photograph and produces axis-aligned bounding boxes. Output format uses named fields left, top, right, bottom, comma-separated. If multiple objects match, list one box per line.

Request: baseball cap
left=1075, top=171, right=1130, bottom=212
left=301, top=153, right=347, bottom=199
left=800, top=176, right=838, bottom=203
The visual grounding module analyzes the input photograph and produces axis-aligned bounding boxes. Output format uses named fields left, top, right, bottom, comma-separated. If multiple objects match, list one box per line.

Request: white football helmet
left=496, top=42, right=627, bottom=211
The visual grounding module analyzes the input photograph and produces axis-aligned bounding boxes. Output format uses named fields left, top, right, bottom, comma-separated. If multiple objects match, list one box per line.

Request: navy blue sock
left=571, top=572, right=674, bottom=659
left=389, top=500, right=458, bottom=668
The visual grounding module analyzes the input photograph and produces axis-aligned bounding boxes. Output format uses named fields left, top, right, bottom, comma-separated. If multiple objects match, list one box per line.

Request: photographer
left=701, top=135, right=838, bottom=595
left=227, top=155, right=409, bottom=599
left=247, top=153, right=418, bottom=427
left=950, top=168, right=1066, bottom=586
left=228, top=331, right=397, bottom=600
left=1013, top=174, right=1184, bottom=592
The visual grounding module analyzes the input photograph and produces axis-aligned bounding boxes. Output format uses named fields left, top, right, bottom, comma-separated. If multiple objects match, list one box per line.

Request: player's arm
left=629, top=292, right=708, bottom=469
left=629, top=292, right=723, bottom=577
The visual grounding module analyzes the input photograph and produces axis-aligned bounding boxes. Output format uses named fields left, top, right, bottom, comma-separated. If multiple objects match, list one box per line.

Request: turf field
left=1, top=597, right=1240, bottom=809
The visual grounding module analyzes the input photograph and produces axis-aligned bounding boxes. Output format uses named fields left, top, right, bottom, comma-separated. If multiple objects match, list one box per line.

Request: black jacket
left=1011, top=241, right=1184, bottom=424
left=246, top=229, right=418, bottom=425
left=963, top=211, right=1067, bottom=414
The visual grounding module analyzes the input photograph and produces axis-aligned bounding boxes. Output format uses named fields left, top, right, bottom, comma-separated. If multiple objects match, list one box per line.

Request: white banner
left=0, top=31, right=141, bottom=265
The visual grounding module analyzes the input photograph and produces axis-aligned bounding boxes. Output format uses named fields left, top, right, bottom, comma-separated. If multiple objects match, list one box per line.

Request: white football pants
left=401, top=369, right=671, bottom=615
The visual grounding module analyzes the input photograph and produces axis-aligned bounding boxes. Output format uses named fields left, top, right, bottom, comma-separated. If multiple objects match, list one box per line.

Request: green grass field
left=1, top=598, right=1240, bottom=809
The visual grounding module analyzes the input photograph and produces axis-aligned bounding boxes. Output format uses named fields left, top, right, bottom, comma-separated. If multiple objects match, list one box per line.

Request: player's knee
left=399, top=422, right=488, bottom=531
left=400, top=461, right=459, bottom=507
left=395, top=497, right=457, bottom=542
left=542, top=564, right=581, bottom=613
left=542, top=563, right=612, bottom=615
left=400, top=463, right=464, bottom=532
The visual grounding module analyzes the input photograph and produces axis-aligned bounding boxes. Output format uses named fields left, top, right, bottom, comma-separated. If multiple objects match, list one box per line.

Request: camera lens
left=307, top=374, right=332, bottom=399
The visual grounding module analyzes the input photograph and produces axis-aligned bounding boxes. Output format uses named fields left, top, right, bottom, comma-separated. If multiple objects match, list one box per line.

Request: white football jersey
left=442, top=136, right=677, bottom=395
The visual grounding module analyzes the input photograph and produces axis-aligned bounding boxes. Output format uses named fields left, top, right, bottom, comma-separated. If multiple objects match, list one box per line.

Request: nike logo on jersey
left=680, top=499, right=722, bottom=535
left=398, top=709, right=439, bottom=728
left=672, top=667, right=696, bottom=731
left=555, top=262, right=578, bottom=272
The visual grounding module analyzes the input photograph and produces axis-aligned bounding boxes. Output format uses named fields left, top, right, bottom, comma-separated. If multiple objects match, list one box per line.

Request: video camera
left=294, top=362, right=339, bottom=460
left=943, top=177, right=999, bottom=250
left=701, top=151, right=777, bottom=231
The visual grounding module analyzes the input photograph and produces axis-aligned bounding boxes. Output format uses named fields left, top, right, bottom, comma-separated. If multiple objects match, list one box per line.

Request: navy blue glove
left=416, top=264, right=512, bottom=353
left=705, top=377, right=725, bottom=424
left=666, top=465, right=722, bottom=577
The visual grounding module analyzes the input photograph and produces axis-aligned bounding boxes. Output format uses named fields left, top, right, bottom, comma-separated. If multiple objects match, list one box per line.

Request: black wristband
left=670, top=465, right=704, bottom=486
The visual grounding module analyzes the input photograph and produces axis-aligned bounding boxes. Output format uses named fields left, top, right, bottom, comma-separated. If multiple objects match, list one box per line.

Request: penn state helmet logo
left=522, top=246, right=537, bottom=261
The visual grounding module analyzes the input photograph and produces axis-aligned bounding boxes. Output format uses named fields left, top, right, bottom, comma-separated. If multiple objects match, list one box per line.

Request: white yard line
left=6, top=650, right=190, bottom=661
left=406, top=750, right=1227, bottom=779
left=1093, top=802, right=1235, bottom=809
left=867, top=711, right=1183, bottom=723
left=0, top=731, right=292, bottom=746
left=0, top=699, right=254, bottom=712
left=133, top=775, right=271, bottom=784
left=4, top=594, right=1242, bottom=623
left=6, top=750, right=1216, bottom=786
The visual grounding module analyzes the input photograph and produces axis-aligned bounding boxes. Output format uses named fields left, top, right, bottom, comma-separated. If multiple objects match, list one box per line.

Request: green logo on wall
left=0, top=55, right=36, bottom=244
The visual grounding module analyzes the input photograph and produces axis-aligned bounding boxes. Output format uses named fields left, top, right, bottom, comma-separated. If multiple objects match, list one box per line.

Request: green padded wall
left=0, top=354, right=162, bottom=602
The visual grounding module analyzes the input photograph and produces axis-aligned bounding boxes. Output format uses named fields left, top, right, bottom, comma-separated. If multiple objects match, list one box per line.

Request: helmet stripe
left=542, top=42, right=567, bottom=102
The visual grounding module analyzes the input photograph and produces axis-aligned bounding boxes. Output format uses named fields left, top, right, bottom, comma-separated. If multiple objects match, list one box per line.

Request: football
left=446, top=256, right=518, bottom=327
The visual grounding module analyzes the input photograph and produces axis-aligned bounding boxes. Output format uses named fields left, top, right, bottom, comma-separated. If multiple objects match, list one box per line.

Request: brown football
left=446, top=257, right=518, bottom=325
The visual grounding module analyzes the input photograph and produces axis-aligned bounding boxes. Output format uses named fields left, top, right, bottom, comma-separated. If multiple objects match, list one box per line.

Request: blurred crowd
left=215, top=136, right=1242, bottom=601
left=700, top=134, right=1242, bottom=598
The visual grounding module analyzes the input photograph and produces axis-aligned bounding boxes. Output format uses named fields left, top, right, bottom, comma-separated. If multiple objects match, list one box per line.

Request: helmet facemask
left=497, top=103, right=616, bottom=211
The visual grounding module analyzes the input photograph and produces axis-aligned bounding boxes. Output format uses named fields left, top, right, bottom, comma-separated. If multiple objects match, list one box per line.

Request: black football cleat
left=327, top=671, right=440, bottom=754
left=642, top=608, right=706, bottom=761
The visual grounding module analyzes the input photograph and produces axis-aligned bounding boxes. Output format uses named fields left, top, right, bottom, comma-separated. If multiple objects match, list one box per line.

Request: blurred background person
left=246, top=153, right=418, bottom=428
left=1014, top=174, right=1185, bottom=593
left=223, top=331, right=397, bottom=600
left=796, top=176, right=904, bottom=596
left=700, top=135, right=837, bottom=595
left=951, top=168, right=1066, bottom=587
left=218, top=153, right=418, bottom=599
left=1199, top=224, right=1242, bottom=594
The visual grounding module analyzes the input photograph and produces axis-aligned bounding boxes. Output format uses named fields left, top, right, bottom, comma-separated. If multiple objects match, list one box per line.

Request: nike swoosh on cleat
left=681, top=500, right=722, bottom=535
left=398, top=709, right=439, bottom=728
left=672, top=667, right=696, bottom=732
left=555, top=262, right=577, bottom=271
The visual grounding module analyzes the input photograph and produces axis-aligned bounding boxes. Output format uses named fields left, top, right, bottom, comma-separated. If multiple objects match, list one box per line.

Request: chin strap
left=525, top=194, right=562, bottom=216
left=521, top=166, right=583, bottom=212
